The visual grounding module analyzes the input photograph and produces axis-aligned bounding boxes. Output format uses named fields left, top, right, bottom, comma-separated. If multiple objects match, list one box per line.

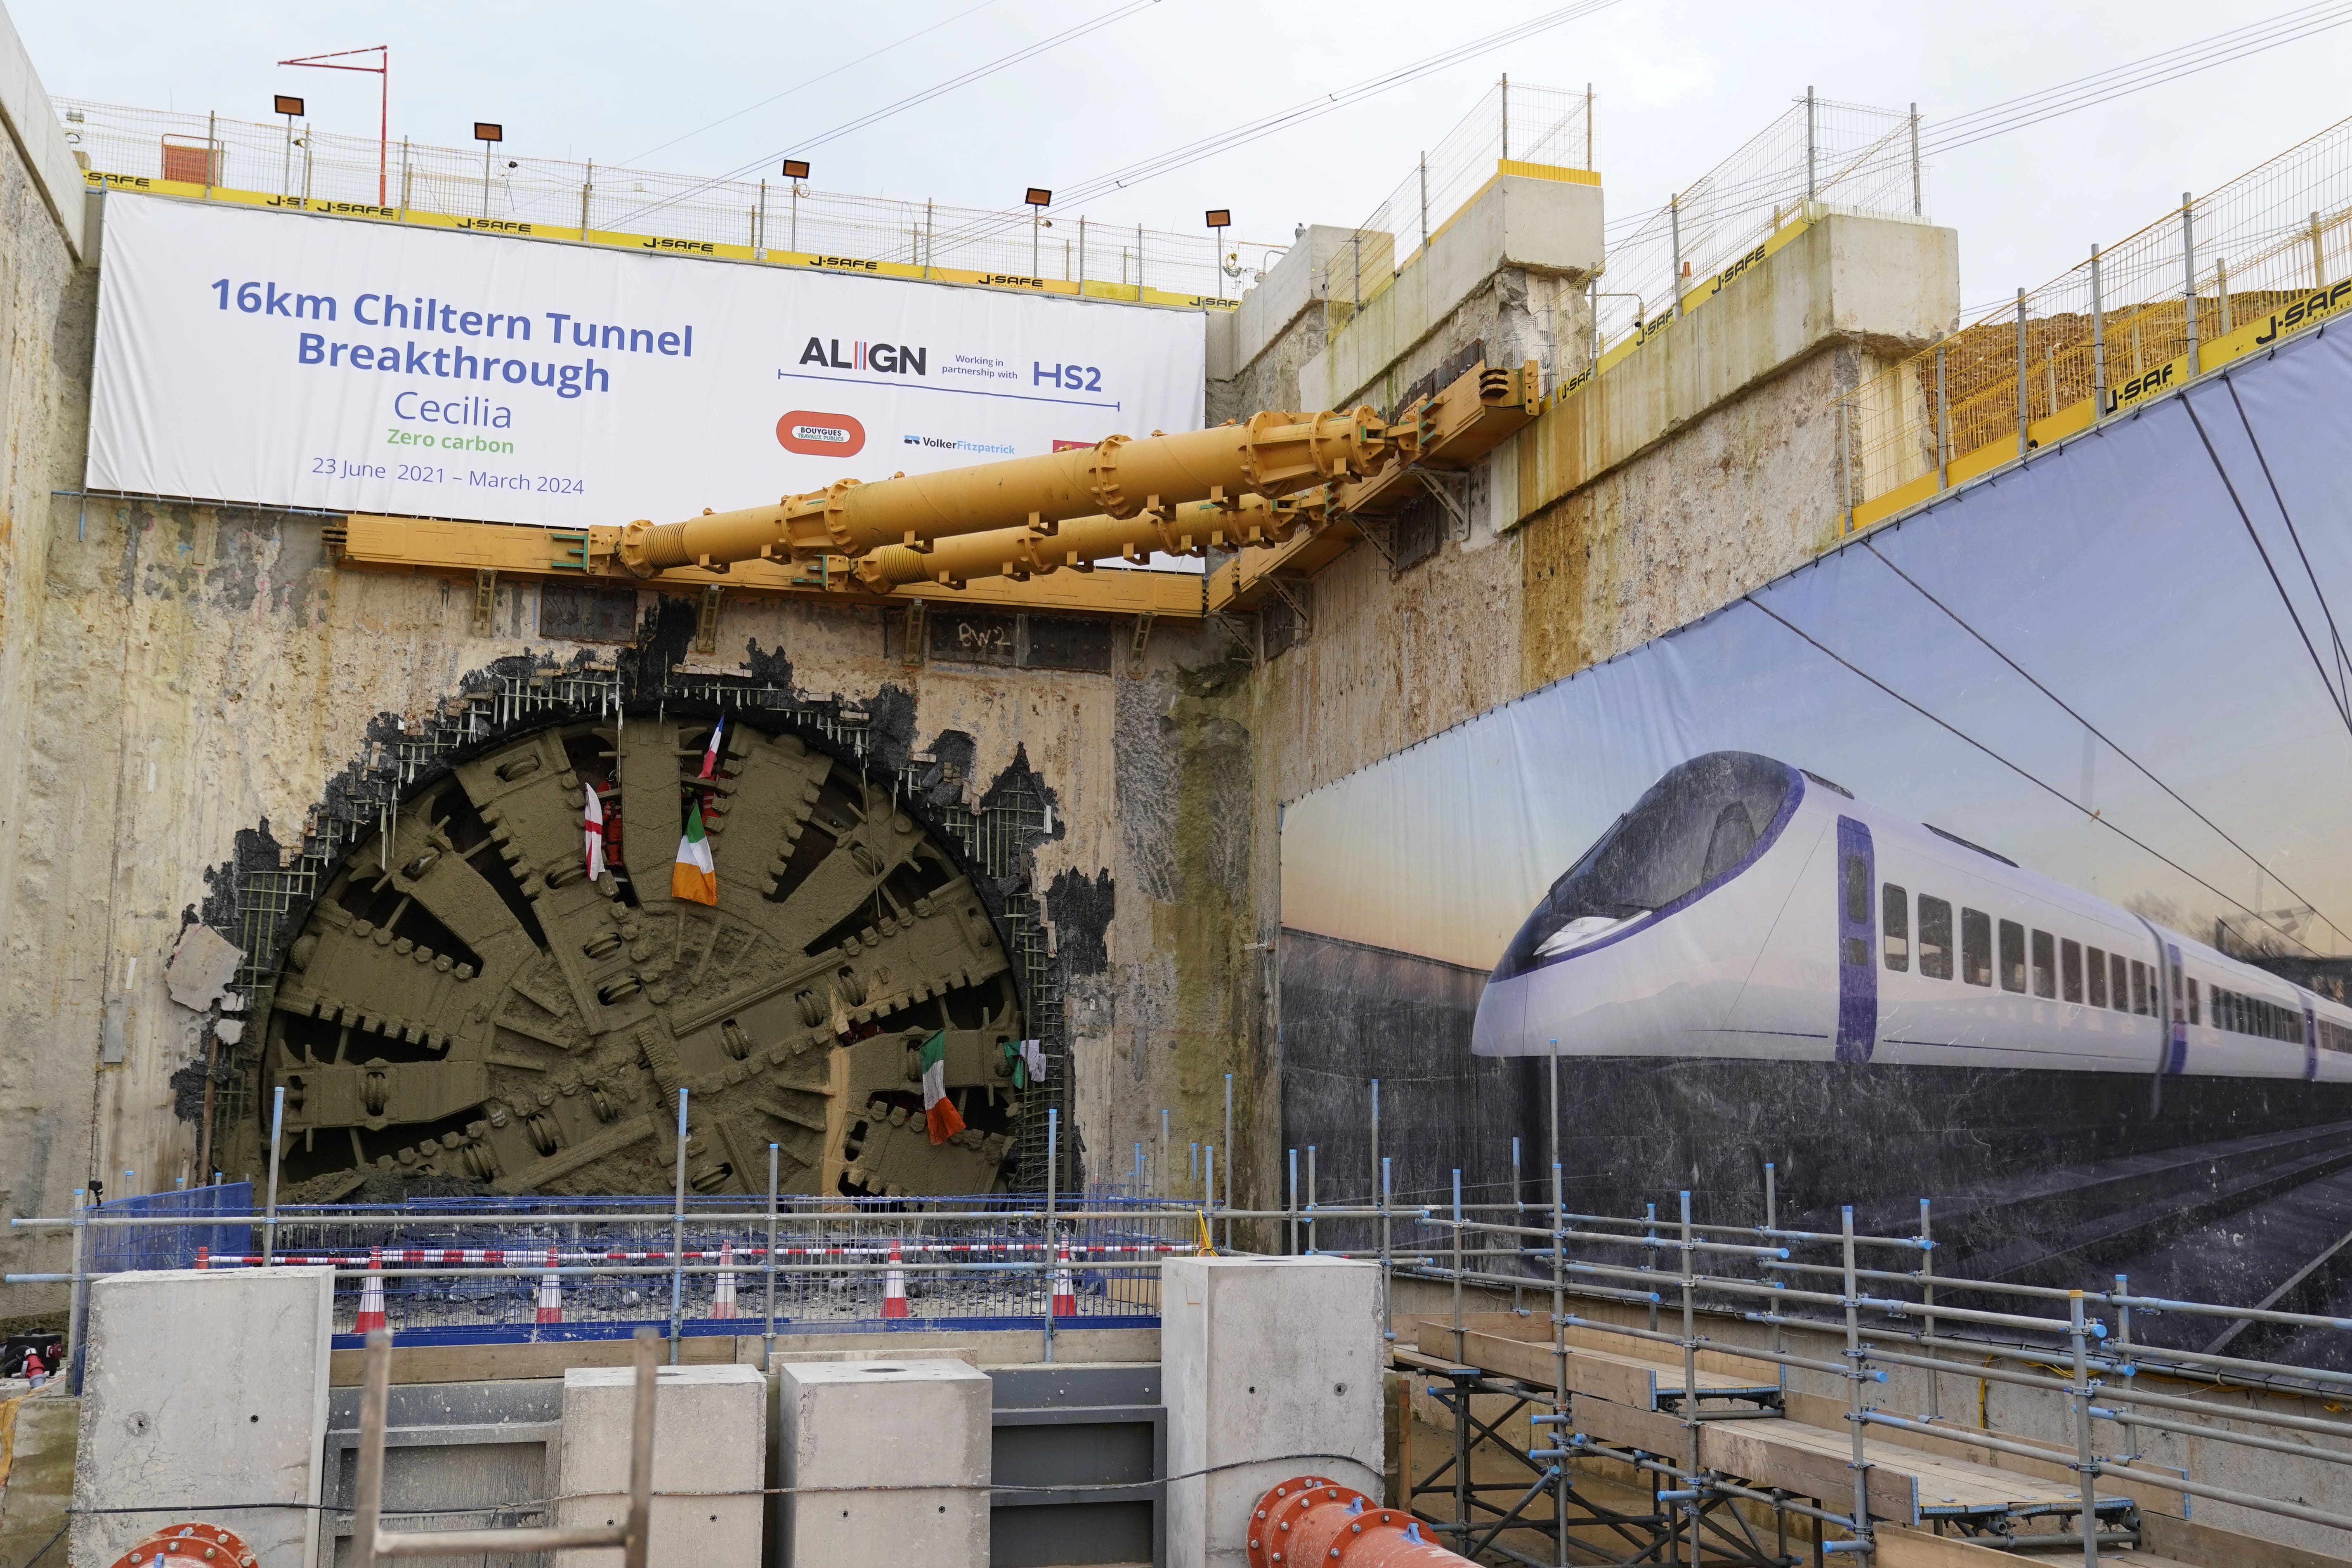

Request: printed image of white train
left=1473, top=751, right=2352, bottom=1079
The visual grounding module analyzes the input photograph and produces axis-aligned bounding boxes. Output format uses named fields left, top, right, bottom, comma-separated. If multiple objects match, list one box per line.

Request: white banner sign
left=87, top=196, right=1206, bottom=537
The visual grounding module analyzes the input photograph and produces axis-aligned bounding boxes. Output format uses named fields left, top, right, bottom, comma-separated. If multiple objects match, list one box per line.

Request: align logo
left=777, top=410, right=865, bottom=456
left=798, top=337, right=927, bottom=375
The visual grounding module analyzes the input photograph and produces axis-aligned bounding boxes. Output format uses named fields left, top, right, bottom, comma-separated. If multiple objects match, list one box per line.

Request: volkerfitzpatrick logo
left=777, top=410, right=865, bottom=456
left=901, top=434, right=1016, bottom=456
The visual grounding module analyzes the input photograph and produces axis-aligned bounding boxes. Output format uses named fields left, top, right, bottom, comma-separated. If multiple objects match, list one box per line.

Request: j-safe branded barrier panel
left=1278, top=322, right=2352, bottom=1302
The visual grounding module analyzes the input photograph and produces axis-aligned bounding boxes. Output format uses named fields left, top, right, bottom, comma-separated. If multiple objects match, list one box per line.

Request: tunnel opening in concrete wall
left=231, top=708, right=1040, bottom=1204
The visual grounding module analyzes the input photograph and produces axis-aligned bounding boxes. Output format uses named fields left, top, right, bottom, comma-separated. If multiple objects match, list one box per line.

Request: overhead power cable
left=607, top=0, right=1159, bottom=231
left=1047, top=0, right=1625, bottom=211
left=1861, top=539, right=2352, bottom=955
left=2221, top=376, right=2352, bottom=719
left=2180, top=394, right=2352, bottom=739
left=1743, top=594, right=2328, bottom=959
left=1920, top=1, right=2352, bottom=157
left=619, top=0, right=1011, bottom=167
left=1597, top=1, right=2352, bottom=246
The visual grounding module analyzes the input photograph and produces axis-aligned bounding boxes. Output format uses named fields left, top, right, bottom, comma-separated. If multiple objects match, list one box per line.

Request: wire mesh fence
left=1322, top=78, right=1595, bottom=316
left=56, top=98, right=1268, bottom=307
left=84, top=1183, right=255, bottom=1272
left=1591, top=94, right=1922, bottom=360
left=1838, top=110, right=2352, bottom=531
left=57, top=1188, right=1195, bottom=1345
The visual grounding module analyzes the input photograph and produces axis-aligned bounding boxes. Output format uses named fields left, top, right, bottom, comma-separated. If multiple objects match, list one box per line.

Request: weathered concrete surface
left=0, top=28, right=97, bottom=1320
left=0, top=5, right=84, bottom=260
left=559, top=1362, right=765, bottom=1568
left=1301, top=172, right=1603, bottom=414
left=1205, top=230, right=1348, bottom=428
left=1503, top=210, right=1956, bottom=523
left=70, top=1266, right=334, bottom=1568
left=774, top=1358, right=989, bottom=1568
left=0, top=1385, right=78, bottom=1566
left=1516, top=344, right=1864, bottom=689
left=1163, top=1258, right=1383, bottom=1568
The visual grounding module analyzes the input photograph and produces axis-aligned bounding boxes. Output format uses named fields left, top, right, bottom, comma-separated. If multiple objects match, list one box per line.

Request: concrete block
left=1163, top=1257, right=1383, bottom=1568
left=775, top=1359, right=989, bottom=1568
left=70, top=1266, right=335, bottom=1568
left=556, top=1362, right=764, bottom=1568
left=165, top=925, right=242, bottom=1011
left=1302, top=175, right=1604, bottom=410
left=0, top=1, right=86, bottom=257
left=1224, top=226, right=1357, bottom=382
left=1508, top=209, right=1959, bottom=526
left=1, top=1386, right=81, bottom=1556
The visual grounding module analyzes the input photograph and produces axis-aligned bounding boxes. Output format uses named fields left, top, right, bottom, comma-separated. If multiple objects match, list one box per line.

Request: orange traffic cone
left=535, top=1247, right=563, bottom=1324
left=882, top=1239, right=909, bottom=1319
left=712, top=1241, right=739, bottom=1319
left=1051, top=1239, right=1077, bottom=1318
left=354, top=1246, right=388, bottom=1335
left=195, top=1246, right=209, bottom=1270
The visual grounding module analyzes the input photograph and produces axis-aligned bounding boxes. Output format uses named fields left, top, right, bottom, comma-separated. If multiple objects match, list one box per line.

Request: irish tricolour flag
left=671, top=797, right=717, bottom=904
left=920, top=1030, right=966, bottom=1144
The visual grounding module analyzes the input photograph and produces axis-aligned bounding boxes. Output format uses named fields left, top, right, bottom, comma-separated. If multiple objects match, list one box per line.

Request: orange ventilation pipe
left=613, top=408, right=1399, bottom=577
left=1247, top=1476, right=1466, bottom=1568
left=850, top=494, right=1313, bottom=590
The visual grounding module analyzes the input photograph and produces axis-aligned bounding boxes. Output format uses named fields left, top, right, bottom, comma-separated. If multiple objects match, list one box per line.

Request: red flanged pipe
left=110, top=1523, right=257, bottom=1568
left=1245, top=1476, right=1466, bottom=1568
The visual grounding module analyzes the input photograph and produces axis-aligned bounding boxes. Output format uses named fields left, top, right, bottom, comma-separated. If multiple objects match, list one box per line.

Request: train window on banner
left=1962, top=908, right=1992, bottom=986
left=2187, top=976, right=2200, bottom=1025
left=2132, top=960, right=2150, bottom=1015
left=1882, top=884, right=1909, bottom=971
left=2088, top=946, right=2109, bottom=1007
left=2000, top=920, right=2027, bottom=993
left=2112, top=953, right=2130, bottom=1012
left=1918, top=895, right=1953, bottom=979
left=2031, top=930, right=2056, bottom=999
left=2062, top=939, right=2084, bottom=1003
left=2319, top=1017, right=2352, bottom=1054
left=1842, top=853, right=1870, bottom=970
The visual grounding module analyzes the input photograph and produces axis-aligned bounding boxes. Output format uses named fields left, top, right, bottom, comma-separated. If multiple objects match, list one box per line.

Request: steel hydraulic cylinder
left=614, top=408, right=1395, bottom=576
left=851, top=494, right=1308, bottom=590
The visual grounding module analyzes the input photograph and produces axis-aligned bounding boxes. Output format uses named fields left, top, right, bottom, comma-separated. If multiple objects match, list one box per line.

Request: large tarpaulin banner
left=86, top=195, right=1205, bottom=532
left=1279, top=324, right=2352, bottom=1320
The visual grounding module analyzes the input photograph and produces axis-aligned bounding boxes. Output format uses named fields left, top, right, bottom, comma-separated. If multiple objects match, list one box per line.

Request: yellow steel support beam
left=1209, top=359, right=1539, bottom=611
left=335, top=515, right=1209, bottom=619
left=852, top=493, right=1312, bottom=590
left=333, top=361, right=1535, bottom=627
left=610, top=407, right=1400, bottom=575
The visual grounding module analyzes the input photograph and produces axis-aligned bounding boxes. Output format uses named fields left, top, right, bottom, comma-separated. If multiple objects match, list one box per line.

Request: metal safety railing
left=12, top=1096, right=1185, bottom=1367
left=1584, top=93, right=1923, bottom=374
left=1250, top=1070, right=2352, bottom=1562
left=56, top=98, right=1277, bottom=307
left=1322, top=78, right=1596, bottom=319
left=21, top=1075, right=2352, bottom=1561
left=1835, top=109, right=2352, bottom=533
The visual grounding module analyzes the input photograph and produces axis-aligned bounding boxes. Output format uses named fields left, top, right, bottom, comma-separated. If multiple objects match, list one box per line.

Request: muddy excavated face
left=260, top=716, right=1026, bottom=1201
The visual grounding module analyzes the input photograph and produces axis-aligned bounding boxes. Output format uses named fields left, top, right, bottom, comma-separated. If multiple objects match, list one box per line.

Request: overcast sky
left=20, top=0, right=2352, bottom=316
